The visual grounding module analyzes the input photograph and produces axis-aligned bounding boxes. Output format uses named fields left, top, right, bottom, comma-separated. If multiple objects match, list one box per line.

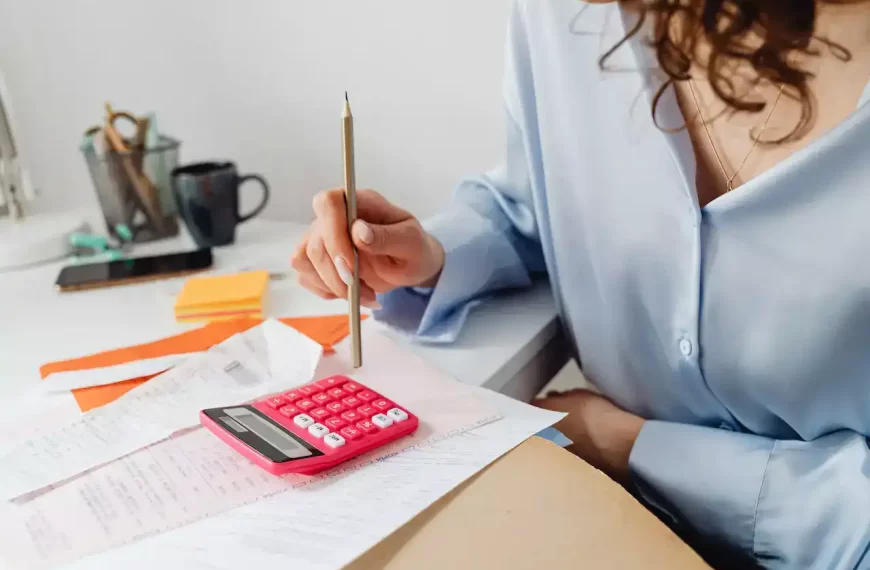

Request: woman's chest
left=526, top=27, right=870, bottom=437
left=696, top=210, right=870, bottom=438
left=540, top=127, right=870, bottom=438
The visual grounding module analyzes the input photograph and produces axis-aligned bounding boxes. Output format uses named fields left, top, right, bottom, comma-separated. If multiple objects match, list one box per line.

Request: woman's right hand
left=291, top=189, right=445, bottom=307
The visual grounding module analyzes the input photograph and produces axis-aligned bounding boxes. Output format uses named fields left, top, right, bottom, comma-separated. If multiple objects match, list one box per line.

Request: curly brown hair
left=603, top=0, right=864, bottom=142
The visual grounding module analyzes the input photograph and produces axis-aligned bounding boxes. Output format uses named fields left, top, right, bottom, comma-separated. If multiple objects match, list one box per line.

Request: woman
left=292, top=1, right=870, bottom=567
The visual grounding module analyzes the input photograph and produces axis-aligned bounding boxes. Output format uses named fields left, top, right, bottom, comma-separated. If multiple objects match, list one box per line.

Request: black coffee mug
left=171, top=161, right=270, bottom=247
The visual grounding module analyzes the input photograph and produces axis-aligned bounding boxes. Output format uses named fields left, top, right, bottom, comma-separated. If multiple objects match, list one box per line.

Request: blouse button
left=679, top=338, right=693, bottom=357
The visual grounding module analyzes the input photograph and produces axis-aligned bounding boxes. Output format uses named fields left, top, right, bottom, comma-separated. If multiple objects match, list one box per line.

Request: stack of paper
left=174, top=270, right=269, bottom=323
left=0, top=322, right=322, bottom=502
left=0, top=320, right=565, bottom=570
left=45, top=390, right=562, bottom=570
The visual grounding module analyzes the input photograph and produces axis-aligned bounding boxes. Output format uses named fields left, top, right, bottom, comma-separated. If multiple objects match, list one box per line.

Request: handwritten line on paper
left=0, top=322, right=323, bottom=502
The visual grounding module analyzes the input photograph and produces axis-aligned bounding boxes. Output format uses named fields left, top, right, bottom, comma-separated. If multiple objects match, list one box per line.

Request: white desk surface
left=0, top=218, right=562, bottom=403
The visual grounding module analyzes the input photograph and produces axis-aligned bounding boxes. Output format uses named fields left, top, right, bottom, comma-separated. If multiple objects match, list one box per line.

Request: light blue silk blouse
left=375, top=1, right=870, bottom=568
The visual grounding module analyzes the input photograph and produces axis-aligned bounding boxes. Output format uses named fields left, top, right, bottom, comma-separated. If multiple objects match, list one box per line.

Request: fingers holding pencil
left=293, top=188, right=444, bottom=294
left=291, top=226, right=380, bottom=309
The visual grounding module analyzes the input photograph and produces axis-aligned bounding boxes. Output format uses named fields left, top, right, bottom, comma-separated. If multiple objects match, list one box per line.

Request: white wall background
left=0, top=0, right=508, bottom=223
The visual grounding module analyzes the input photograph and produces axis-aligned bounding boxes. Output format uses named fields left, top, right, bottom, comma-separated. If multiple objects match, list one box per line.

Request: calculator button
left=325, top=401, right=344, bottom=414
left=357, top=405, right=377, bottom=417
left=356, top=419, right=377, bottom=434
left=342, top=396, right=362, bottom=408
left=356, top=390, right=378, bottom=402
left=296, top=399, right=316, bottom=411
left=387, top=408, right=409, bottom=422
left=264, top=397, right=286, bottom=409
left=316, top=376, right=348, bottom=390
left=325, top=417, right=347, bottom=430
left=279, top=405, right=300, bottom=418
left=341, top=410, right=363, bottom=423
left=308, top=423, right=329, bottom=438
left=310, top=408, right=331, bottom=421
left=328, top=388, right=346, bottom=399
left=294, top=414, right=314, bottom=428
left=372, top=398, right=393, bottom=411
left=282, top=391, right=301, bottom=402
left=340, top=426, right=363, bottom=440
left=312, top=392, right=333, bottom=405
left=342, top=382, right=362, bottom=393
left=371, top=414, right=393, bottom=428
left=324, top=433, right=346, bottom=448
left=298, top=385, right=316, bottom=396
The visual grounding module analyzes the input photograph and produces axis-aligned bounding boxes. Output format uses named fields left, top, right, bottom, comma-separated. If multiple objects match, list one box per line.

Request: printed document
left=69, top=389, right=563, bottom=570
left=0, top=331, right=509, bottom=570
left=0, top=321, right=323, bottom=501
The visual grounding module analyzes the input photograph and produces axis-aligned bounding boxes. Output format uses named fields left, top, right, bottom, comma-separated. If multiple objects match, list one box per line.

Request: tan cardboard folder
left=348, top=437, right=710, bottom=569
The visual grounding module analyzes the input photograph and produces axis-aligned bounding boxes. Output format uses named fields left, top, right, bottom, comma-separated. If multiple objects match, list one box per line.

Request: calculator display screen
left=205, top=406, right=323, bottom=463
left=225, top=408, right=312, bottom=459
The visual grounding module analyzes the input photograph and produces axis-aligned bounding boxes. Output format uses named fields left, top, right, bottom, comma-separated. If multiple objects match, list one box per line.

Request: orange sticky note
left=40, top=314, right=366, bottom=412
left=174, top=270, right=270, bottom=323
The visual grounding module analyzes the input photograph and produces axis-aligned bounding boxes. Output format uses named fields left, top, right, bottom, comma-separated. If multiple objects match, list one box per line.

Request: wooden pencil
left=342, top=92, right=362, bottom=368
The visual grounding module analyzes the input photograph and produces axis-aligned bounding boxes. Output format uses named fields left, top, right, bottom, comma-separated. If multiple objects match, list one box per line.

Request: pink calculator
left=200, top=375, right=419, bottom=475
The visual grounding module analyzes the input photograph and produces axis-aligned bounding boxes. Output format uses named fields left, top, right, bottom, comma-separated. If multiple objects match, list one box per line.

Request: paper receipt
left=0, top=324, right=323, bottom=502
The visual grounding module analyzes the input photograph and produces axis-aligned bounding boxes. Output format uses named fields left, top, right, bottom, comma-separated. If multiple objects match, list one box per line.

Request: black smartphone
left=55, top=248, right=213, bottom=292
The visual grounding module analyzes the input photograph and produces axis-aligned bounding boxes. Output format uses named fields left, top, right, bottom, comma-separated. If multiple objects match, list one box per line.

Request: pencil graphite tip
left=345, top=91, right=349, bottom=103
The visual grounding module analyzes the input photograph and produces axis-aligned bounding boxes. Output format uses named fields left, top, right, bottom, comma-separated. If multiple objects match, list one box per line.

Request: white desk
left=0, top=218, right=565, bottom=403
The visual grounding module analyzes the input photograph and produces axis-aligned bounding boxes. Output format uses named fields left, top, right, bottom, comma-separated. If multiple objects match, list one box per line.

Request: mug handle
left=236, top=174, right=270, bottom=223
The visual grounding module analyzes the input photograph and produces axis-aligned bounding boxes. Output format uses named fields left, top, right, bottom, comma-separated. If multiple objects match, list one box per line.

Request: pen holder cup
left=82, top=135, right=181, bottom=243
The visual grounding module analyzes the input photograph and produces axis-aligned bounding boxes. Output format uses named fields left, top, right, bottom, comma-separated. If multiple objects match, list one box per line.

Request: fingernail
left=354, top=221, right=374, bottom=245
left=363, top=300, right=383, bottom=310
left=334, top=256, right=352, bottom=285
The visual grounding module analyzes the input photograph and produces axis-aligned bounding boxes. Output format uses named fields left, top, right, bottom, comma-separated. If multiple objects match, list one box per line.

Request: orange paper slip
left=40, top=314, right=366, bottom=412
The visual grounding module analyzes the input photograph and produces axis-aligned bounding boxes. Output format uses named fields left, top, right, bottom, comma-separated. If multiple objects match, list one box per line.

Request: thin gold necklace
left=687, top=80, right=786, bottom=193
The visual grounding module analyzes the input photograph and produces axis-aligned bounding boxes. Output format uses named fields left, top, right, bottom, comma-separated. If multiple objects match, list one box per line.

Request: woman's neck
left=673, top=3, right=870, bottom=206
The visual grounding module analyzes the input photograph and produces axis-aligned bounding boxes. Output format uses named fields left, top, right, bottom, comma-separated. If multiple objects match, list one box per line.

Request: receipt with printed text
left=0, top=321, right=322, bottom=502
